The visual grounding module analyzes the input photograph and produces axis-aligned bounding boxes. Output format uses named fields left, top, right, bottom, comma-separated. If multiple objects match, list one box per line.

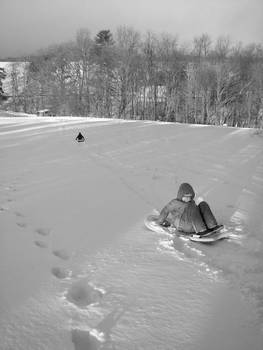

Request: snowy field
left=1, top=114, right=263, bottom=350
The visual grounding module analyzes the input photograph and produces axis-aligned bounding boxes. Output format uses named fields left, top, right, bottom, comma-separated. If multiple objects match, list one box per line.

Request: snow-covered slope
left=1, top=115, right=263, bottom=350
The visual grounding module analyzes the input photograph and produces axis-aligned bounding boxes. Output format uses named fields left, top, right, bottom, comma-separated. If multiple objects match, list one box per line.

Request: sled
left=144, top=214, right=228, bottom=243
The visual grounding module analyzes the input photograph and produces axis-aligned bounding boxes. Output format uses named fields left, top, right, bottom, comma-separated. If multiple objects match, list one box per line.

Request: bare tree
left=114, top=26, right=141, bottom=118
left=72, top=28, right=93, bottom=115
left=91, top=30, right=117, bottom=117
left=4, top=26, right=262, bottom=128
left=214, top=36, right=231, bottom=60
left=193, top=33, right=212, bottom=58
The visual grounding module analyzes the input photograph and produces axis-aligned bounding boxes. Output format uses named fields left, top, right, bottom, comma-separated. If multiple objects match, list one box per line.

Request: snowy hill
left=1, top=115, right=263, bottom=350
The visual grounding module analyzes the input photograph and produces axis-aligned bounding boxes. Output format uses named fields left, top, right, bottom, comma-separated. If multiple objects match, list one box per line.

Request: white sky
left=0, top=0, right=263, bottom=57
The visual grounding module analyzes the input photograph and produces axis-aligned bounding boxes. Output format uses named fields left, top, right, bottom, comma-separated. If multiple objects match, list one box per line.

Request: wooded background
left=1, top=27, right=263, bottom=127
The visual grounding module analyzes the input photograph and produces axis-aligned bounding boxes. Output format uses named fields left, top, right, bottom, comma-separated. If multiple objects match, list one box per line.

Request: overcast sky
left=0, top=0, right=263, bottom=57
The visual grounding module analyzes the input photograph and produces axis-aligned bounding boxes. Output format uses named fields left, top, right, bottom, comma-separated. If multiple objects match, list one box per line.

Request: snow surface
left=1, top=113, right=263, bottom=350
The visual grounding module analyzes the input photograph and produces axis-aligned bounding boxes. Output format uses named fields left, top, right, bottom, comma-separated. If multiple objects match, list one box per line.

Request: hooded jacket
left=76, top=132, right=85, bottom=142
left=158, top=183, right=197, bottom=233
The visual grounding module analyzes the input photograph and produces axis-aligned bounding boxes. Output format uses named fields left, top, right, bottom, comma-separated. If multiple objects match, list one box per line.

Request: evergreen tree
left=95, top=30, right=114, bottom=46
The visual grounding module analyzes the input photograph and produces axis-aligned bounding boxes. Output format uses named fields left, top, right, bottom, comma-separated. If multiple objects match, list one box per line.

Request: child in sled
left=75, top=132, right=85, bottom=142
left=157, top=183, right=222, bottom=235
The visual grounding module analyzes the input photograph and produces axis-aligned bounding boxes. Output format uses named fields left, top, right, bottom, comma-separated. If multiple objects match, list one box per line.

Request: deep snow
left=1, top=114, right=263, bottom=350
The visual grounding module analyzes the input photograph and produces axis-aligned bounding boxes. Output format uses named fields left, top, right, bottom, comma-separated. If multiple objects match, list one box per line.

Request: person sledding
left=157, top=183, right=223, bottom=236
left=75, top=132, right=85, bottom=142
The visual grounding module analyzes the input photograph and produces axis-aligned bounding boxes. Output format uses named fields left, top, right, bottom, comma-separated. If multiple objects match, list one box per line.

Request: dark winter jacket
left=158, top=183, right=198, bottom=233
left=76, top=132, right=85, bottom=142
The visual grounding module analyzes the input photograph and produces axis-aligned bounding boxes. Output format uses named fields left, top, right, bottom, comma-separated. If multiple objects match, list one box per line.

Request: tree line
left=1, top=27, right=263, bottom=127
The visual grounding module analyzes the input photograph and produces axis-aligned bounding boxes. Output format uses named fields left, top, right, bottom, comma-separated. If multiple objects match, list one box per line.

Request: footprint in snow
left=17, top=222, right=27, bottom=228
left=36, top=228, right=51, bottom=236
left=65, top=279, right=104, bottom=308
left=51, top=267, right=71, bottom=279
left=34, top=240, right=48, bottom=248
left=71, top=329, right=103, bottom=350
left=53, top=249, right=70, bottom=260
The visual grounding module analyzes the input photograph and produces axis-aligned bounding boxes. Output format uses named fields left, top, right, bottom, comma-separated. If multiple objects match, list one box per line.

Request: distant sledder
left=145, top=183, right=226, bottom=243
left=75, top=132, right=85, bottom=143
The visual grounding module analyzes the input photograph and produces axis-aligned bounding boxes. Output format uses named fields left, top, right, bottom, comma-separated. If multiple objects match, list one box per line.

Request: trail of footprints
left=13, top=209, right=113, bottom=348
left=1, top=179, right=105, bottom=286
left=29, top=219, right=107, bottom=347
left=12, top=205, right=105, bottom=315
left=1, top=182, right=72, bottom=278
left=15, top=213, right=72, bottom=277
left=2, top=181, right=123, bottom=348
